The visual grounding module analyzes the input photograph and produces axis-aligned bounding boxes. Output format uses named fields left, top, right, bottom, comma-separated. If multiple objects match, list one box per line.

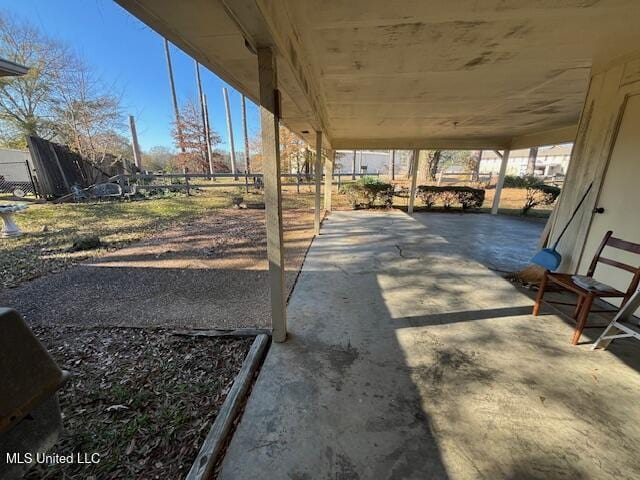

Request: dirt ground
left=3, top=201, right=313, bottom=479
left=0, top=207, right=314, bottom=329
left=24, top=326, right=251, bottom=480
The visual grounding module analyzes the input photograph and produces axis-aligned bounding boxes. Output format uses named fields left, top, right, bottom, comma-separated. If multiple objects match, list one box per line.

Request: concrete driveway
left=219, top=210, right=640, bottom=479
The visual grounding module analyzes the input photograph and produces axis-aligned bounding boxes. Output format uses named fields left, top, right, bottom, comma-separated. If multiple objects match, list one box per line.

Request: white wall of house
left=480, top=146, right=572, bottom=177
left=548, top=51, right=640, bottom=313
left=577, top=94, right=640, bottom=309
left=335, top=150, right=414, bottom=176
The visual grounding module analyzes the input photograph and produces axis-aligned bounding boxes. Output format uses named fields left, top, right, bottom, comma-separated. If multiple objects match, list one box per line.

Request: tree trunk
left=471, top=150, right=482, bottom=181
left=429, top=150, right=441, bottom=181
left=527, top=147, right=538, bottom=175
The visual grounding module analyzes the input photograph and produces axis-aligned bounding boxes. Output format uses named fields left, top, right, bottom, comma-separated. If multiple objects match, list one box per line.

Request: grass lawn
left=1, top=192, right=224, bottom=289
left=0, top=184, right=546, bottom=290
left=0, top=187, right=341, bottom=290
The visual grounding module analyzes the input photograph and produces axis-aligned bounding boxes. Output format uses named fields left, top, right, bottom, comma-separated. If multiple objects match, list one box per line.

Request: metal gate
left=0, top=159, right=38, bottom=197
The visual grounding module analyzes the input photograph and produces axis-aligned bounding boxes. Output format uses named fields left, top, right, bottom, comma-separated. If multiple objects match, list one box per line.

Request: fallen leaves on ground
left=25, top=326, right=252, bottom=480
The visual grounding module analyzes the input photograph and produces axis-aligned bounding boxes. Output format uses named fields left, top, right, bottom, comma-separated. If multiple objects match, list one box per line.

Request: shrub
left=523, top=183, right=561, bottom=214
left=503, top=175, right=539, bottom=188
left=415, top=186, right=485, bottom=210
left=456, top=187, right=486, bottom=210
left=416, top=188, right=438, bottom=208
left=341, top=176, right=393, bottom=209
left=441, top=190, right=458, bottom=209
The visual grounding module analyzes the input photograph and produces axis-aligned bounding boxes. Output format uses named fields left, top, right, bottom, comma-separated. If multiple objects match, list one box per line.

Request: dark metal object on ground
left=0, top=308, right=67, bottom=479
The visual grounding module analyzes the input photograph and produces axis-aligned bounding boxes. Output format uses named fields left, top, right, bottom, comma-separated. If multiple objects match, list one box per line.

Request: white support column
left=408, top=149, right=419, bottom=214
left=491, top=148, right=510, bottom=215
left=324, top=149, right=334, bottom=212
left=314, top=131, right=322, bottom=235
left=257, top=47, right=287, bottom=342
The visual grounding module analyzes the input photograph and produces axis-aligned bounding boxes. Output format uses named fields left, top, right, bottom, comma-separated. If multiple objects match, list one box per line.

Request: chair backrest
left=587, top=230, right=640, bottom=302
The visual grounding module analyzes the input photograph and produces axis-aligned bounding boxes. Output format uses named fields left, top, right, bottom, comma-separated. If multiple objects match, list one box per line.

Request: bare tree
left=0, top=13, right=128, bottom=163
left=172, top=98, right=224, bottom=172
left=279, top=126, right=306, bottom=173
left=52, top=57, right=126, bottom=163
left=144, top=145, right=178, bottom=172
left=0, top=14, right=73, bottom=146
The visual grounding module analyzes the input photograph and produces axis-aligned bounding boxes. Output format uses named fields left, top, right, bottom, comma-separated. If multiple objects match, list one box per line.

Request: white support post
left=314, top=131, right=322, bottom=235
left=258, top=47, right=287, bottom=342
left=324, top=149, right=334, bottom=212
left=408, top=149, right=419, bottom=214
left=491, top=148, right=510, bottom=215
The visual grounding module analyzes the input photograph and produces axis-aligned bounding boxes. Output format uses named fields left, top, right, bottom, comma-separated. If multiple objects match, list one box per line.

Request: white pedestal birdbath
left=0, top=204, right=28, bottom=237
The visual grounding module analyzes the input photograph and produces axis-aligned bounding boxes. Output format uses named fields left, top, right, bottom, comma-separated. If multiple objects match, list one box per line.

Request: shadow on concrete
left=412, top=212, right=545, bottom=273
left=394, top=305, right=536, bottom=328
left=218, top=211, right=451, bottom=478
left=219, top=210, right=640, bottom=479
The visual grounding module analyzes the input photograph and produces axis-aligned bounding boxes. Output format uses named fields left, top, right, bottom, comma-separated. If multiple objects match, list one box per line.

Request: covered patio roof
left=0, top=58, right=29, bottom=77
left=116, top=0, right=640, bottom=149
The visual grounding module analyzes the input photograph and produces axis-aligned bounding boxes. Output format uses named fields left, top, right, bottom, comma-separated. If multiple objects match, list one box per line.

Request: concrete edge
left=185, top=333, right=271, bottom=480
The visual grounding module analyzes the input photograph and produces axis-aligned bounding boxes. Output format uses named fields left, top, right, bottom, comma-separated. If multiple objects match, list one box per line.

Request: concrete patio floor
left=218, top=211, right=640, bottom=480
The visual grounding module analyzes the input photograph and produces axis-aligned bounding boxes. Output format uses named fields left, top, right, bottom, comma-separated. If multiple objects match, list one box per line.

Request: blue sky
left=1, top=0, right=260, bottom=153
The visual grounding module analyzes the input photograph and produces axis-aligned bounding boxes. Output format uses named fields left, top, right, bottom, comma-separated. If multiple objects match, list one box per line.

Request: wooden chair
left=533, top=230, right=640, bottom=344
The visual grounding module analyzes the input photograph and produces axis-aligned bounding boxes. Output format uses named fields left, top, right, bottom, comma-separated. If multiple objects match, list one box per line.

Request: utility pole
left=163, top=39, right=185, bottom=153
left=195, top=61, right=213, bottom=174
left=390, top=149, right=395, bottom=180
left=241, top=94, right=251, bottom=174
left=203, top=93, right=214, bottom=175
left=129, top=115, right=143, bottom=171
left=223, top=87, right=237, bottom=178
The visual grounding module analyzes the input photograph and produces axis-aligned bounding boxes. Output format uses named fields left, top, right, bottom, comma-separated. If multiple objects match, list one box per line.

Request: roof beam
left=0, top=58, right=29, bottom=77
left=332, top=136, right=512, bottom=151
left=509, top=125, right=578, bottom=149
left=222, top=0, right=331, bottom=146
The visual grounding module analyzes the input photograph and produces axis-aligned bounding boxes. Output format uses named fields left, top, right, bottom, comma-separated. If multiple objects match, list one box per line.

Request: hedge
left=416, top=185, right=485, bottom=210
left=503, top=175, right=539, bottom=188
left=341, top=176, right=393, bottom=208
